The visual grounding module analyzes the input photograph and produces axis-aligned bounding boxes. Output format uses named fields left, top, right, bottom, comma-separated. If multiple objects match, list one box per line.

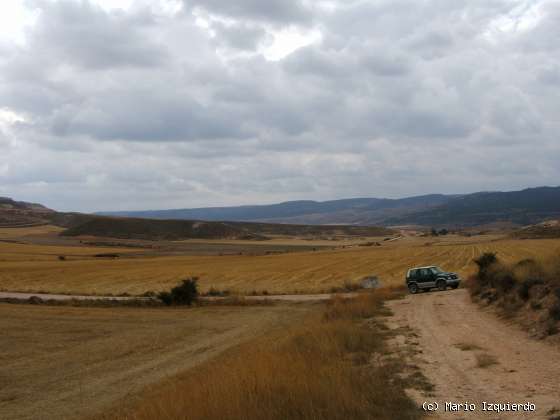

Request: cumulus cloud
left=0, top=0, right=558, bottom=211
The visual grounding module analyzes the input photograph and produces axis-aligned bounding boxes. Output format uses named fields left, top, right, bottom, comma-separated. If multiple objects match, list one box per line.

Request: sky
left=0, top=0, right=559, bottom=212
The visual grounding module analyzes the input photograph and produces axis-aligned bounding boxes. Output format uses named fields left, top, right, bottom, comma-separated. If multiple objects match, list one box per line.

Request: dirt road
left=387, top=289, right=560, bottom=419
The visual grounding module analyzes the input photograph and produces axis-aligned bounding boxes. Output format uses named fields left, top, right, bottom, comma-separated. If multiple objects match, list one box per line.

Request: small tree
left=430, top=228, right=438, bottom=236
left=158, top=277, right=199, bottom=306
left=474, top=252, right=498, bottom=284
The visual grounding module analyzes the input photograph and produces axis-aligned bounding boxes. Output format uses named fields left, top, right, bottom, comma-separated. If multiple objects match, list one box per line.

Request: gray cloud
left=187, top=0, right=312, bottom=25
left=0, top=0, right=559, bottom=212
left=26, top=0, right=168, bottom=69
left=210, top=22, right=269, bottom=50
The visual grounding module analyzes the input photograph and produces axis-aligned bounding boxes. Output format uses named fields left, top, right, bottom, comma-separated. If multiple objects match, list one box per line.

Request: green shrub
left=158, top=278, right=199, bottom=306
left=475, top=252, right=497, bottom=268
left=474, top=252, right=498, bottom=283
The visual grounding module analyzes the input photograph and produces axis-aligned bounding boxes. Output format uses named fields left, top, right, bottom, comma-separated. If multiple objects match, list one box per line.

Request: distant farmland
left=1, top=235, right=559, bottom=296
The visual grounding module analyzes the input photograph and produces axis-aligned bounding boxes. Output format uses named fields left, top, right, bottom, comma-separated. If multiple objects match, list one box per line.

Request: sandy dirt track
left=387, top=289, right=560, bottom=419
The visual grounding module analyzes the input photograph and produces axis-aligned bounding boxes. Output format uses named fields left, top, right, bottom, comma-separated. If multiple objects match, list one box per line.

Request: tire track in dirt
left=387, top=289, right=560, bottom=419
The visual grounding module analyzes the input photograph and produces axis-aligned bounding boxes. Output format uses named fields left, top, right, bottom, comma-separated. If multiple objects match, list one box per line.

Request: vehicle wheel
left=436, top=280, right=447, bottom=291
left=408, top=283, right=419, bottom=294
left=451, top=284, right=459, bottom=289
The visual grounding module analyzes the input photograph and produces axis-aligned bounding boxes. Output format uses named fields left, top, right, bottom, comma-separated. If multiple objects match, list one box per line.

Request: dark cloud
left=210, top=22, right=269, bottom=50
left=48, top=86, right=249, bottom=141
left=0, top=0, right=559, bottom=211
left=186, top=0, right=312, bottom=25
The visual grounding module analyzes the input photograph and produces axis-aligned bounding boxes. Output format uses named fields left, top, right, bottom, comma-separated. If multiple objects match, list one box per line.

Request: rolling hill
left=0, top=197, right=54, bottom=227
left=60, top=217, right=393, bottom=240
left=0, top=196, right=393, bottom=239
left=511, top=220, right=560, bottom=239
left=99, top=194, right=457, bottom=225
left=4, top=186, right=559, bottom=236
left=384, top=187, right=560, bottom=227
left=98, top=186, right=560, bottom=228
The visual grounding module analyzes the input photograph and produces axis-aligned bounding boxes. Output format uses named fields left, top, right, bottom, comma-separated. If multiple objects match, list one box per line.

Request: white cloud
left=261, top=27, right=322, bottom=61
left=0, top=1, right=38, bottom=45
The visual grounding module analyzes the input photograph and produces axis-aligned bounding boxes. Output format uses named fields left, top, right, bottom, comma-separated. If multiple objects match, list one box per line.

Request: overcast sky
left=0, top=0, right=559, bottom=212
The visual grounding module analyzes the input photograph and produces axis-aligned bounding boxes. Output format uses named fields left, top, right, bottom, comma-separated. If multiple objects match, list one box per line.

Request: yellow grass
left=101, top=290, right=419, bottom=420
left=175, top=235, right=391, bottom=246
left=0, top=242, right=139, bottom=262
left=0, top=224, right=63, bottom=238
left=1, top=235, right=559, bottom=295
left=0, top=302, right=310, bottom=420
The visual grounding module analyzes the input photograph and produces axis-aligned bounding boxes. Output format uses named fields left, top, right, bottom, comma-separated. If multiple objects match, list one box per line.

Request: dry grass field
left=100, top=290, right=419, bottom=420
left=0, top=302, right=311, bottom=420
left=0, top=242, right=140, bottom=262
left=1, top=229, right=559, bottom=295
left=0, top=225, right=63, bottom=238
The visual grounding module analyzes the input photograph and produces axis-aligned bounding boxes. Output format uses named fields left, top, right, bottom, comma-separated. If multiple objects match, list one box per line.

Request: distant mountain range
left=385, top=187, right=560, bottom=227
left=3, top=186, right=559, bottom=232
left=99, top=194, right=456, bottom=225
left=99, top=186, right=560, bottom=228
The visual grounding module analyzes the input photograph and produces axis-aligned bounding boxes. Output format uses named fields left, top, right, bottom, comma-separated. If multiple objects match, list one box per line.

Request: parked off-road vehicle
left=405, top=266, right=460, bottom=294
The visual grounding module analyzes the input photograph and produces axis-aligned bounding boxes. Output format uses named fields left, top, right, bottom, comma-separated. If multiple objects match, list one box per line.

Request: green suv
left=406, top=266, right=460, bottom=294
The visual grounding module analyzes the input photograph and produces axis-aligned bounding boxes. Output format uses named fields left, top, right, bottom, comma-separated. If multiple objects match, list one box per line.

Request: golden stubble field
left=0, top=302, right=312, bottom=420
left=1, top=227, right=559, bottom=295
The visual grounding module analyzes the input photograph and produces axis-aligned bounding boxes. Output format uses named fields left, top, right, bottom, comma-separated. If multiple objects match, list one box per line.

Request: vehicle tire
left=408, top=283, right=419, bottom=294
left=451, top=284, right=459, bottom=289
left=436, top=279, right=447, bottom=291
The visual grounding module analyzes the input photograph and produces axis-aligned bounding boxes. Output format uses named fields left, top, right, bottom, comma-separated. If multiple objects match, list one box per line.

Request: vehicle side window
left=420, top=268, right=430, bottom=277
left=411, top=269, right=419, bottom=279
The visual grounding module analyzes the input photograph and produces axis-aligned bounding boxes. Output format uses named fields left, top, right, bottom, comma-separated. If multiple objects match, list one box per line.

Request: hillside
left=0, top=197, right=54, bottom=227
left=61, top=217, right=267, bottom=241
left=385, top=187, right=560, bottom=227
left=0, top=196, right=394, bottom=240
left=511, top=220, right=560, bottom=239
left=98, top=186, right=560, bottom=227
left=61, top=216, right=393, bottom=240
left=5, top=186, right=560, bottom=233
left=99, top=194, right=456, bottom=225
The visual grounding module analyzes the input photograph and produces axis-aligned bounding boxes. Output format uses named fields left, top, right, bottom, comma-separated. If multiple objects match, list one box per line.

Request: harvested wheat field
left=0, top=242, right=140, bottom=262
left=1, top=234, right=559, bottom=295
left=0, top=302, right=311, bottom=420
left=0, top=225, right=63, bottom=239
